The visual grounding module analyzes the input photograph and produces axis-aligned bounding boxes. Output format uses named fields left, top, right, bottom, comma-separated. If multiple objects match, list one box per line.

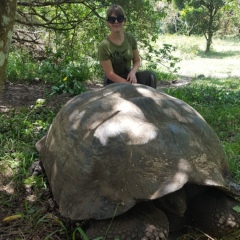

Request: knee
left=136, top=70, right=157, bottom=88
left=144, top=70, right=157, bottom=88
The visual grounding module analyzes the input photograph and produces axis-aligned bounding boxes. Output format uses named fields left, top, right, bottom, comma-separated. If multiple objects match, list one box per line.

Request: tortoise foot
left=86, top=202, right=169, bottom=240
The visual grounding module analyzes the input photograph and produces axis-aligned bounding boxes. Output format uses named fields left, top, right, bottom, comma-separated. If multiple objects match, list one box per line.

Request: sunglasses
left=107, top=15, right=125, bottom=24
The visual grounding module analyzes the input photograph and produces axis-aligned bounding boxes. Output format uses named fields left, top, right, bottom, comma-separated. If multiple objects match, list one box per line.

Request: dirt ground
left=0, top=81, right=104, bottom=112
left=0, top=79, right=190, bottom=111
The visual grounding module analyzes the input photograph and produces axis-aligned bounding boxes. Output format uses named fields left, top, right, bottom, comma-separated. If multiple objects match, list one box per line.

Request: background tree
left=173, top=0, right=227, bottom=52
left=0, top=0, right=17, bottom=94
left=14, top=0, right=166, bottom=59
left=220, top=0, right=240, bottom=36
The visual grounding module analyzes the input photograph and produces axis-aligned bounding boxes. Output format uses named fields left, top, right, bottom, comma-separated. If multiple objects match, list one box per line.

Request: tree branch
left=17, top=0, right=87, bottom=7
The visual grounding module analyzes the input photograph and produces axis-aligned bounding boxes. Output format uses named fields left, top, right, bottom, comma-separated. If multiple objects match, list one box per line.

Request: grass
left=1, top=35, right=240, bottom=239
left=156, top=35, right=240, bottom=78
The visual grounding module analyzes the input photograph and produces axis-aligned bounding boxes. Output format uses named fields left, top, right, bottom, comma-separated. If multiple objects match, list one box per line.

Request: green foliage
left=0, top=101, right=54, bottom=199
left=155, top=71, right=176, bottom=81
left=6, top=50, right=38, bottom=82
left=7, top=48, right=92, bottom=94
left=233, top=205, right=240, bottom=213
left=40, top=48, right=89, bottom=94
left=50, top=66, right=87, bottom=95
left=175, top=0, right=225, bottom=34
left=0, top=102, right=54, bottom=158
left=142, top=43, right=180, bottom=73
left=165, top=81, right=240, bottom=105
left=173, top=0, right=185, bottom=10
left=219, top=0, right=240, bottom=36
left=171, top=0, right=229, bottom=52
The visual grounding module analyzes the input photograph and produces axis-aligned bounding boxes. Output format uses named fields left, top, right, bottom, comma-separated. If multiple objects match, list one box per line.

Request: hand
left=127, top=70, right=137, bottom=84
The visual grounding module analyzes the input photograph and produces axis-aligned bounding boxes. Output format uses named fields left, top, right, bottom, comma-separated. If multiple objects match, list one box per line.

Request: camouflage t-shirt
left=98, top=32, right=138, bottom=78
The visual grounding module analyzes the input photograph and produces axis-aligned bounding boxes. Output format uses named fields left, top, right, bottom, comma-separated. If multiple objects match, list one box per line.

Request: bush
left=6, top=49, right=98, bottom=95
left=7, top=51, right=38, bottom=82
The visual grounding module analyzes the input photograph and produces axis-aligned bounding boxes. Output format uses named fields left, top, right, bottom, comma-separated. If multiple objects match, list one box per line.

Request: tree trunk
left=0, top=0, right=17, bottom=95
left=205, top=6, right=214, bottom=53
left=205, top=34, right=212, bottom=53
left=205, top=22, right=213, bottom=53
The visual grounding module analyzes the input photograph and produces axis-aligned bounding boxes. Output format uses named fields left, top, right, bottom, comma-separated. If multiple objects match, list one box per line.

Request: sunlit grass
left=156, top=35, right=240, bottom=78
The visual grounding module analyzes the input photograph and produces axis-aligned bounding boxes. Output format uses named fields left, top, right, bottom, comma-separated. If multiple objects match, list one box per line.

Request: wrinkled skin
left=86, top=202, right=169, bottom=240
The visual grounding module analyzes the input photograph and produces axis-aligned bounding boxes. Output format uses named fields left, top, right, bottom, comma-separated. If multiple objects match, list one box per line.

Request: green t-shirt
left=98, top=32, right=137, bottom=78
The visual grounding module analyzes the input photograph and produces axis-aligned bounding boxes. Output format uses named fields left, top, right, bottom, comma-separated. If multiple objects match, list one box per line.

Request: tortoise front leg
left=186, top=189, right=240, bottom=238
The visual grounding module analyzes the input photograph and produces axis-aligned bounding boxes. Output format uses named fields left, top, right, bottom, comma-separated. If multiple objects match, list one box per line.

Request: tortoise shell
left=37, top=83, right=239, bottom=220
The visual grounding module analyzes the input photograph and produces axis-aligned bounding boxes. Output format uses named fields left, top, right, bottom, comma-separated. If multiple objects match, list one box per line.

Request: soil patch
left=0, top=79, right=190, bottom=112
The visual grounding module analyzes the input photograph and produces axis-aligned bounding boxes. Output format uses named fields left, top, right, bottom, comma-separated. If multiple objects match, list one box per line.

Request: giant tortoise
left=36, top=83, right=240, bottom=239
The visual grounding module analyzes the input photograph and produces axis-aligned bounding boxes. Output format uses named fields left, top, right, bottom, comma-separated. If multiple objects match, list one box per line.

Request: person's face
left=107, top=14, right=125, bottom=32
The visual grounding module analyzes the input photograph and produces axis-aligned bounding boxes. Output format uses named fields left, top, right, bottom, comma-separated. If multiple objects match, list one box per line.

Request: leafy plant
left=233, top=206, right=240, bottom=213
left=50, top=62, right=88, bottom=95
left=6, top=50, right=39, bottom=82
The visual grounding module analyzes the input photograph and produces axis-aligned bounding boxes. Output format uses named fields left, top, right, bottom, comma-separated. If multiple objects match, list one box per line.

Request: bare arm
left=127, top=49, right=141, bottom=83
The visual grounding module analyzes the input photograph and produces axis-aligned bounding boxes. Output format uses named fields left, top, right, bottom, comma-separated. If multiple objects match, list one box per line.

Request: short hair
left=106, top=5, right=126, bottom=19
